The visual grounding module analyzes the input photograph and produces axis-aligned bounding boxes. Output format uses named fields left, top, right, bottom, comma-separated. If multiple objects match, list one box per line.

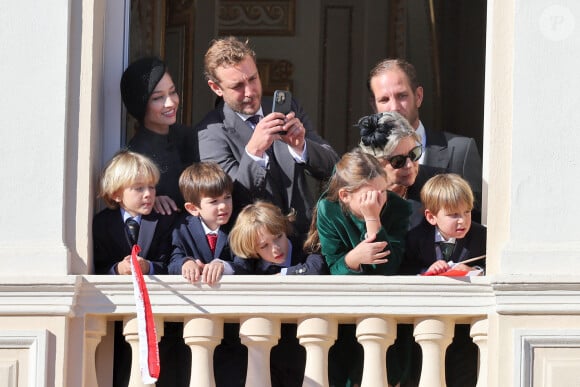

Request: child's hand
left=345, top=234, right=390, bottom=271
left=116, top=256, right=133, bottom=275
left=181, top=259, right=205, bottom=284
left=426, top=260, right=451, bottom=275
left=137, top=257, right=150, bottom=274
left=359, top=189, right=387, bottom=220
left=360, top=189, right=387, bottom=236
left=116, top=255, right=149, bottom=274
left=202, top=261, right=225, bottom=285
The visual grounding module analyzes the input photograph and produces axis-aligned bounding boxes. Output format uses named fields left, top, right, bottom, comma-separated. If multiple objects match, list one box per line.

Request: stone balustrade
left=74, top=275, right=492, bottom=387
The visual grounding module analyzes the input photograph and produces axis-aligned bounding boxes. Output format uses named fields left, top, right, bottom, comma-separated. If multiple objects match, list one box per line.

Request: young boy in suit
left=402, top=173, right=486, bottom=276
left=401, top=173, right=486, bottom=386
left=93, top=150, right=179, bottom=386
left=402, top=173, right=486, bottom=274
left=168, top=162, right=235, bottom=284
left=93, top=150, right=176, bottom=275
left=229, top=201, right=328, bottom=275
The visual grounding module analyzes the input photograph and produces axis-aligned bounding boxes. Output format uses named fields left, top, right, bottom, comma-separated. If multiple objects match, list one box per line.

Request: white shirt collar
left=435, top=227, right=456, bottom=244
left=416, top=121, right=426, bottom=164
left=237, top=107, right=264, bottom=123
left=200, top=218, right=219, bottom=235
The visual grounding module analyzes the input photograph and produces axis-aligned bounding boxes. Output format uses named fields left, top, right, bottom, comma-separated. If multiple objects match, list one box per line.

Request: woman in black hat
left=121, top=56, right=198, bottom=214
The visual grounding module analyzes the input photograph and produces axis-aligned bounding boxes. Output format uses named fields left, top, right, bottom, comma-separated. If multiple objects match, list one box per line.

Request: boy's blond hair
left=229, top=201, right=295, bottom=259
left=179, top=162, right=233, bottom=206
left=98, top=150, right=160, bottom=209
left=420, top=173, right=474, bottom=214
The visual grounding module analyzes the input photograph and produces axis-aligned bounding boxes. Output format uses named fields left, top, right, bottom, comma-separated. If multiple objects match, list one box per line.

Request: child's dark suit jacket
left=168, top=214, right=233, bottom=274
left=92, top=208, right=176, bottom=274
left=232, top=240, right=329, bottom=275
left=401, top=218, right=487, bottom=275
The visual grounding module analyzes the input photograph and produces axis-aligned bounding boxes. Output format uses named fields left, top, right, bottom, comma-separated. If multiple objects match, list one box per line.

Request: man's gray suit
left=421, top=127, right=483, bottom=215
left=196, top=97, right=339, bottom=240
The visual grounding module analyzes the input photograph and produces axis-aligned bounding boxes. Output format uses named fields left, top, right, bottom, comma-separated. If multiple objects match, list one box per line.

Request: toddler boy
left=402, top=173, right=486, bottom=275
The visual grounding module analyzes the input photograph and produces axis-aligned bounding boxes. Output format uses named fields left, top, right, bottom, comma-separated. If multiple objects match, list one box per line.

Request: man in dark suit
left=196, top=36, right=339, bottom=243
left=367, top=58, right=483, bottom=213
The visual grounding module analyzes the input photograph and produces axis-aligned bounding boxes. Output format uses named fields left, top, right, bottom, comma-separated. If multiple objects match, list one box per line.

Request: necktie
left=246, top=115, right=261, bottom=129
left=126, top=218, right=140, bottom=246
left=438, top=242, right=455, bottom=261
left=207, top=233, right=218, bottom=255
left=245, top=114, right=287, bottom=210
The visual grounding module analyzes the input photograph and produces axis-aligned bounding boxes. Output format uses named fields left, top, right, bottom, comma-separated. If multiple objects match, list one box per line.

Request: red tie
left=207, top=233, right=218, bottom=255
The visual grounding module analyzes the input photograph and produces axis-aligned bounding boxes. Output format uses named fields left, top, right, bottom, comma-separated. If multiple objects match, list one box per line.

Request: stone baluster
left=297, top=317, right=338, bottom=387
left=124, top=316, right=164, bottom=387
left=83, top=315, right=107, bottom=387
left=414, top=317, right=453, bottom=387
left=239, top=316, right=280, bottom=387
left=356, top=316, right=397, bottom=387
left=470, top=317, right=488, bottom=387
left=183, top=316, right=224, bottom=387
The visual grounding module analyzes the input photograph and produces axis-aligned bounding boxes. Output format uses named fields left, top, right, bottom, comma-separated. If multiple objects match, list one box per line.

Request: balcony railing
left=75, top=275, right=493, bottom=387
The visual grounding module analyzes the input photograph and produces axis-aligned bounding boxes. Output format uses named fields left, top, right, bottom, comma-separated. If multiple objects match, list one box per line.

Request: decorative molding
left=218, top=0, right=295, bottom=36
left=257, top=59, right=294, bottom=95
left=166, top=0, right=196, bottom=125
left=129, top=0, right=165, bottom=58
left=388, top=0, right=407, bottom=58
left=0, top=330, right=48, bottom=387
left=0, top=277, right=79, bottom=316
left=76, top=275, right=493, bottom=320
left=514, top=329, right=580, bottom=387
left=0, top=360, right=17, bottom=387
left=167, top=0, right=194, bottom=13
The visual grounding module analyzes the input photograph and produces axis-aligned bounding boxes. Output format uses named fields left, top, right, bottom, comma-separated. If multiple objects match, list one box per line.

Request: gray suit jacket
left=423, top=127, right=483, bottom=216
left=196, top=96, right=339, bottom=239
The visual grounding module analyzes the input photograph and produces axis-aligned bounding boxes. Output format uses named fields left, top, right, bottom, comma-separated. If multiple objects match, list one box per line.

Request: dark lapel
left=189, top=216, right=214, bottom=258
left=424, top=127, right=452, bottom=169
left=111, top=210, right=132, bottom=250
left=138, top=214, right=158, bottom=257
left=422, top=223, right=441, bottom=262
left=215, top=228, right=229, bottom=258
left=451, top=236, right=469, bottom=262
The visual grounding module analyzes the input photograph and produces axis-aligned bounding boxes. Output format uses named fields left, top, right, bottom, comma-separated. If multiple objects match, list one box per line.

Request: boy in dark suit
left=168, top=162, right=235, bottom=285
left=93, top=150, right=176, bottom=275
left=229, top=200, right=328, bottom=276
left=93, top=150, right=178, bottom=386
left=402, top=173, right=486, bottom=276
left=401, top=173, right=486, bottom=387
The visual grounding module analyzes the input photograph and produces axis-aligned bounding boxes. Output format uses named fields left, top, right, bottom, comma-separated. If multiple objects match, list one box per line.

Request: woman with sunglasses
left=358, top=111, right=434, bottom=229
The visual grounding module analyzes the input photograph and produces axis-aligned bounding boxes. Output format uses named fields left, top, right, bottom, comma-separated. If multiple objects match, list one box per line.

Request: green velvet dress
left=317, top=190, right=411, bottom=275
left=316, top=191, right=413, bottom=386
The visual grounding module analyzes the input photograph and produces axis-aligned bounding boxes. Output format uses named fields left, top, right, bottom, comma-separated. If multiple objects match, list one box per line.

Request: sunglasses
left=385, top=145, right=423, bottom=169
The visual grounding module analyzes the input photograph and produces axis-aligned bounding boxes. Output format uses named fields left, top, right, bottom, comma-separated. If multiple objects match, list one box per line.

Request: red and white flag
left=130, top=244, right=160, bottom=383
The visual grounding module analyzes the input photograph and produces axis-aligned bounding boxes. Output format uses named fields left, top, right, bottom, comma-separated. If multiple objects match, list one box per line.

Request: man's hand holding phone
left=272, top=90, right=292, bottom=134
left=247, top=89, right=306, bottom=157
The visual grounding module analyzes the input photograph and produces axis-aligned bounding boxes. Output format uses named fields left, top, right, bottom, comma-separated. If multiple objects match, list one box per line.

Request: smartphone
left=272, top=90, right=292, bottom=134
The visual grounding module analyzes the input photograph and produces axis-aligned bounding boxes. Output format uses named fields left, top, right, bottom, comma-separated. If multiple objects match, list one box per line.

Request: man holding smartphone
left=196, top=36, right=339, bottom=243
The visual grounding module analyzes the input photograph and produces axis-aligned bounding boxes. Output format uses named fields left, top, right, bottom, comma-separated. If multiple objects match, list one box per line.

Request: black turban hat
left=120, top=56, right=167, bottom=124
